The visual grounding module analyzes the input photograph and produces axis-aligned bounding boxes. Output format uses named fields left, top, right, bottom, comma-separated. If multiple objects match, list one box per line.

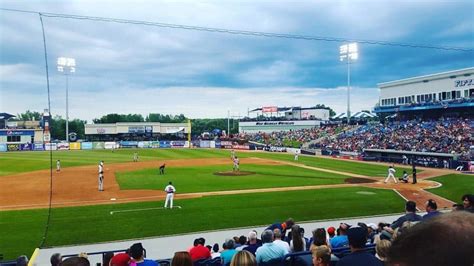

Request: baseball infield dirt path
left=0, top=156, right=457, bottom=211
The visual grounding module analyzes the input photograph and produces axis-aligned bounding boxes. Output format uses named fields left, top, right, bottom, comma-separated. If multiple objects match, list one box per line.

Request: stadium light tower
left=339, top=43, right=358, bottom=123
left=57, top=57, right=76, bottom=142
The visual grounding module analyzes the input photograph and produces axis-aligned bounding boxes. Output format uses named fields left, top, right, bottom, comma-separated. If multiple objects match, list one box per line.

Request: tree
left=93, top=113, right=144, bottom=123
left=50, top=115, right=86, bottom=140
left=14, top=110, right=42, bottom=121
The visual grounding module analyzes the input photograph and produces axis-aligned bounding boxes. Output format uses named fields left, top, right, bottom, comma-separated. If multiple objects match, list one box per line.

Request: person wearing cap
left=327, top=227, right=336, bottom=240
left=336, top=226, right=382, bottom=266
left=129, top=243, right=157, bottom=266
left=109, top=253, right=130, bottom=266
left=243, top=231, right=262, bottom=255
left=266, top=218, right=294, bottom=239
left=390, top=201, right=422, bottom=229
left=189, top=238, right=211, bottom=261
left=164, top=181, right=176, bottom=209
left=330, top=223, right=349, bottom=248
left=423, top=199, right=441, bottom=220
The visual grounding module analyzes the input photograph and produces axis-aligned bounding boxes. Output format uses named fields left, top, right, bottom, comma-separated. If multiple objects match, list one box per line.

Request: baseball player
left=133, top=152, right=138, bottom=162
left=164, top=181, right=176, bottom=209
left=159, top=163, right=166, bottom=175
left=98, top=161, right=104, bottom=191
left=56, top=160, right=61, bottom=172
left=294, top=152, right=299, bottom=161
left=384, top=165, right=397, bottom=184
left=399, top=170, right=409, bottom=183
left=233, top=156, right=240, bottom=171
left=231, top=149, right=236, bottom=160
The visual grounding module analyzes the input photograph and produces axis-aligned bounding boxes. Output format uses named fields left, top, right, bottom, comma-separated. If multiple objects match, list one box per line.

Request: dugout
left=363, top=149, right=462, bottom=169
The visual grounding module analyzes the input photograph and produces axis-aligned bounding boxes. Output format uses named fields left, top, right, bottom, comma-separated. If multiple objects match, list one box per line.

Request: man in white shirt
left=98, top=161, right=104, bottom=191
left=272, top=228, right=291, bottom=253
left=384, top=165, right=397, bottom=184
left=164, top=181, right=176, bottom=209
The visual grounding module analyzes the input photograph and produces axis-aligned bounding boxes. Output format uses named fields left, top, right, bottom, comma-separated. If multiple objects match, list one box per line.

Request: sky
left=1, top=0, right=473, bottom=122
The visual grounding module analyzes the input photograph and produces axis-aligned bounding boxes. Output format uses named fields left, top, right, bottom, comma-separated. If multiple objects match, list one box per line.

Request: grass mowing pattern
left=426, top=174, right=474, bottom=202
left=0, top=187, right=403, bottom=260
left=116, top=164, right=349, bottom=193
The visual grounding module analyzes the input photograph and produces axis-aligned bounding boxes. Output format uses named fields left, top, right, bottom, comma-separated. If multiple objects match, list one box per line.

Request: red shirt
left=189, top=245, right=211, bottom=261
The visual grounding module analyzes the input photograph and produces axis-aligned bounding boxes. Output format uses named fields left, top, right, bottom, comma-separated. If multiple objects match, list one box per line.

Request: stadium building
left=0, top=112, right=45, bottom=151
left=84, top=122, right=190, bottom=141
left=239, top=106, right=330, bottom=133
left=374, top=67, right=474, bottom=118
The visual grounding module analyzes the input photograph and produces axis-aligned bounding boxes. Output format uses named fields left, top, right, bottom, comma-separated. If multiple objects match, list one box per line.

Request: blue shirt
left=256, top=242, right=288, bottom=263
left=220, top=249, right=237, bottom=265
left=330, top=235, right=348, bottom=248
left=423, top=211, right=441, bottom=220
left=137, top=259, right=158, bottom=266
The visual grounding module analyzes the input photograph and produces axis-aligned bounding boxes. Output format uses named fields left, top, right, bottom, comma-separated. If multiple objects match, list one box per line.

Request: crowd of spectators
left=23, top=194, right=473, bottom=266
left=313, top=118, right=472, bottom=155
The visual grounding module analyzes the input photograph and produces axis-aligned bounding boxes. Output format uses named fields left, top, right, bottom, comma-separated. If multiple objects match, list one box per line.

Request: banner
left=45, top=143, right=57, bottom=151
left=0, top=144, right=7, bottom=152
left=69, top=143, right=81, bottom=150
left=214, top=140, right=221, bottom=148
left=171, top=141, right=186, bottom=148
left=33, top=143, right=44, bottom=151
left=151, top=141, right=160, bottom=148
left=20, top=143, right=33, bottom=151
left=7, top=144, right=20, bottom=151
left=57, top=143, right=70, bottom=150
left=81, top=142, right=93, bottom=150
left=104, top=142, right=117, bottom=149
left=220, top=141, right=233, bottom=149
left=232, top=144, right=250, bottom=150
left=92, top=142, right=105, bottom=149
left=210, top=141, right=216, bottom=148
left=286, top=148, right=301, bottom=154
left=0, top=130, right=35, bottom=136
left=200, top=140, right=210, bottom=148
left=262, top=106, right=278, bottom=113
left=138, top=141, right=152, bottom=148
left=120, top=141, right=138, bottom=148
left=159, top=141, right=171, bottom=148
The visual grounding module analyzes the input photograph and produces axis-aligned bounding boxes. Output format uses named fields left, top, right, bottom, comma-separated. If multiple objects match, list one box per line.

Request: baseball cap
left=110, top=253, right=130, bottom=266
left=347, top=226, right=367, bottom=248
left=327, top=227, right=336, bottom=235
left=367, top=223, right=378, bottom=231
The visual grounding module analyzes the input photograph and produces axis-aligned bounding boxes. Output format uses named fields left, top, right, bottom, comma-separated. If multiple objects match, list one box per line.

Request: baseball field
left=0, top=148, right=472, bottom=260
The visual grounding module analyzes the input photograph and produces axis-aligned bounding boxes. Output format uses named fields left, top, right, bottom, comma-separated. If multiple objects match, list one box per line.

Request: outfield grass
left=0, top=187, right=404, bottom=260
left=427, top=174, right=474, bottom=202
left=116, top=164, right=349, bottom=193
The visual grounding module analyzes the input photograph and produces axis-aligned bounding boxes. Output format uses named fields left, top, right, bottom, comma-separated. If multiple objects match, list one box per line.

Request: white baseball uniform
left=294, top=153, right=299, bottom=161
left=56, top=160, right=61, bottom=172
left=384, top=167, right=397, bottom=183
left=164, top=184, right=176, bottom=208
left=233, top=158, right=240, bottom=171
left=98, top=163, right=104, bottom=191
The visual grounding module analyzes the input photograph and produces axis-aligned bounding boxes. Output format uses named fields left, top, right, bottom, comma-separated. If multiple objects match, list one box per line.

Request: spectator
left=243, top=231, right=262, bottom=256
left=230, top=250, right=257, bottom=266
left=255, top=229, right=288, bottom=264
left=189, top=238, right=211, bottom=261
left=50, top=253, right=62, bottom=266
left=220, top=239, right=238, bottom=265
left=109, top=253, right=130, bottom=266
left=171, top=251, right=192, bottom=266
left=336, top=226, right=382, bottom=266
left=423, top=199, right=441, bottom=220
left=103, top=252, right=114, bottom=266
left=387, top=211, right=474, bottom=266
left=266, top=218, right=294, bottom=239
left=327, top=226, right=336, bottom=239
left=330, top=223, right=349, bottom=248
left=272, top=228, right=291, bottom=253
left=16, top=255, right=28, bottom=266
left=211, top=243, right=221, bottom=259
left=129, top=243, right=158, bottom=266
left=390, top=201, right=422, bottom=229
left=290, top=225, right=306, bottom=252
left=59, top=257, right=90, bottom=266
left=374, top=237, right=391, bottom=265
left=236, top=235, right=248, bottom=251
left=462, top=194, right=474, bottom=213
left=311, top=245, right=331, bottom=266
left=310, top=228, right=329, bottom=252
left=366, top=223, right=377, bottom=244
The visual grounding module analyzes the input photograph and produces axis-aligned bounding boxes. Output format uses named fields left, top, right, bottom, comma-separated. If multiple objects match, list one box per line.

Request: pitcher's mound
left=214, top=171, right=256, bottom=176
left=345, top=177, right=377, bottom=184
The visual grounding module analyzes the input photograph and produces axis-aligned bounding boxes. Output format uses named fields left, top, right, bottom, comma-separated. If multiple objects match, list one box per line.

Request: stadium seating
left=194, top=257, right=222, bottom=266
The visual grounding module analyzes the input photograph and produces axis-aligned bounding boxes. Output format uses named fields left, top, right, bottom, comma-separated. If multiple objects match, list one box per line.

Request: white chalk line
left=110, top=206, right=182, bottom=214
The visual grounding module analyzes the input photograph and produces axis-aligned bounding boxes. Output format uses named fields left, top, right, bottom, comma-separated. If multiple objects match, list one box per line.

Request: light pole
left=339, top=43, right=358, bottom=124
left=57, top=57, right=76, bottom=142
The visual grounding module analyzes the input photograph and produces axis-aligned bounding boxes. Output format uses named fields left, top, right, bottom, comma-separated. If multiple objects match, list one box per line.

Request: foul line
left=110, top=206, right=182, bottom=214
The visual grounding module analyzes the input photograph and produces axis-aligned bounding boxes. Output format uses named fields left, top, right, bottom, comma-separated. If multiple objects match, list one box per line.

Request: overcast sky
left=1, top=0, right=473, bottom=122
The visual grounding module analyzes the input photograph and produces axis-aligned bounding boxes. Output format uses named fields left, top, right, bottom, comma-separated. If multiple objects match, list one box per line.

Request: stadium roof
left=0, top=113, right=15, bottom=120
left=249, top=106, right=329, bottom=112
left=334, top=111, right=375, bottom=119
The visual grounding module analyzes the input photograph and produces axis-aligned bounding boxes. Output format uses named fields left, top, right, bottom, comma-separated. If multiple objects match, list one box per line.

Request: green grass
left=427, top=174, right=474, bottom=202
left=116, top=164, right=349, bottom=193
left=0, top=187, right=404, bottom=260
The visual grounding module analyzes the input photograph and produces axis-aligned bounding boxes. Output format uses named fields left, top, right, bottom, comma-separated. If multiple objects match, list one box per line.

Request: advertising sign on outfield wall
left=232, top=144, right=250, bottom=150
left=92, top=142, right=105, bottom=149
left=214, top=140, right=221, bottom=148
left=200, top=140, right=210, bottom=148
left=120, top=141, right=138, bottom=148
left=159, top=141, right=171, bottom=148
left=33, top=143, right=44, bottom=151
left=20, top=143, right=33, bottom=151
left=210, top=141, right=216, bottom=148
left=69, top=143, right=81, bottom=150
left=45, top=143, right=57, bottom=151
left=138, top=141, right=152, bottom=148
left=104, top=142, right=117, bottom=149
left=57, top=143, right=70, bottom=150
left=81, top=142, right=93, bottom=150
left=220, top=141, right=233, bottom=149
left=7, top=144, right=20, bottom=151
left=171, top=141, right=186, bottom=148
left=0, top=144, right=7, bottom=152
left=151, top=141, right=160, bottom=148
